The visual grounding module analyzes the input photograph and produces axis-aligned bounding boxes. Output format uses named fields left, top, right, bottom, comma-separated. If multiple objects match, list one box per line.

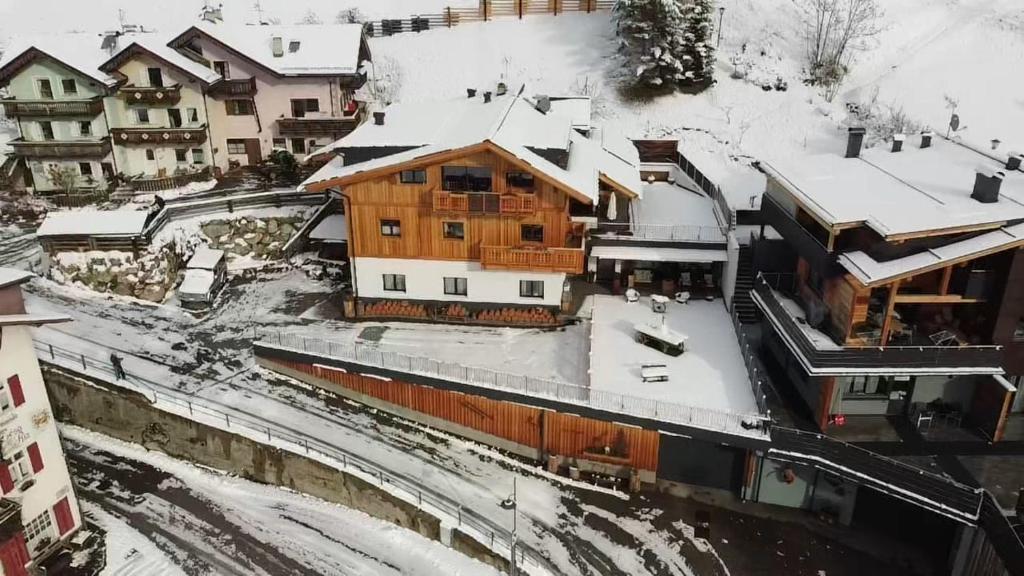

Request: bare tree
left=335, top=8, right=364, bottom=24
left=297, top=9, right=322, bottom=25
left=46, top=164, right=79, bottom=195
left=795, top=0, right=882, bottom=101
left=370, top=56, right=403, bottom=106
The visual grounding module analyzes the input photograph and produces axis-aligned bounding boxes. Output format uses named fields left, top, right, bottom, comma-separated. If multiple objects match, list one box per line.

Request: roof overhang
left=99, top=42, right=215, bottom=88
left=0, top=46, right=111, bottom=87
left=0, top=314, right=72, bottom=327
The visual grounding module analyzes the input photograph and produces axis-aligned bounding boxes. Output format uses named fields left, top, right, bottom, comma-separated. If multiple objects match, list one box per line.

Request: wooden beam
left=893, top=294, right=985, bottom=304
left=879, top=279, right=901, bottom=345
left=939, top=265, right=953, bottom=295
left=885, top=220, right=1007, bottom=242
left=860, top=237, right=1024, bottom=288
left=303, top=142, right=491, bottom=192
left=993, top=386, right=1014, bottom=443
left=484, top=141, right=597, bottom=206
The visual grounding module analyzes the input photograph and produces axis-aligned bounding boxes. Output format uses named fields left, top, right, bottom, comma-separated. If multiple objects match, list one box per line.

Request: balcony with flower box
left=9, top=138, right=111, bottom=159
left=110, top=126, right=208, bottom=146
left=480, top=245, right=585, bottom=274
left=117, top=84, right=182, bottom=106
left=0, top=97, right=104, bottom=117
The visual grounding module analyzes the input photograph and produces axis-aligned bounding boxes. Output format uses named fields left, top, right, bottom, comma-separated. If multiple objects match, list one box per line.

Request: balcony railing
left=118, top=84, right=182, bottom=106
left=1, top=97, right=104, bottom=117
left=480, top=245, right=585, bottom=274
left=752, top=274, right=1004, bottom=372
left=761, top=194, right=833, bottom=273
left=110, top=126, right=208, bottom=145
left=209, top=77, right=258, bottom=97
left=433, top=191, right=536, bottom=214
left=593, top=222, right=727, bottom=244
left=277, top=115, right=362, bottom=137
left=9, top=138, right=111, bottom=159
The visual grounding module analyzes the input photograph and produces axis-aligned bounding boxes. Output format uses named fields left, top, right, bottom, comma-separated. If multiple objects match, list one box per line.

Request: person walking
left=110, top=353, right=126, bottom=380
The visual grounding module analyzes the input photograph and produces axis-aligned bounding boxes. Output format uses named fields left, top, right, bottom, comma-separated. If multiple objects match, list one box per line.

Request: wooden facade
left=342, top=148, right=585, bottom=273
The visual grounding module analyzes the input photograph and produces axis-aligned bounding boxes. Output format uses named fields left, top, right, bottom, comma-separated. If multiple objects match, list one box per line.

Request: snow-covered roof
left=839, top=221, right=1024, bottom=286
left=546, top=96, right=592, bottom=131
left=303, top=94, right=643, bottom=204
left=0, top=314, right=71, bottom=327
left=676, top=138, right=765, bottom=211
left=187, top=22, right=365, bottom=76
left=309, top=214, right=348, bottom=241
left=187, top=247, right=224, bottom=270
left=37, top=210, right=150, bottom=237
left=0, top=268, right=33, bottom=289
left=632, top=182, right=719, bottom=229
left=106, top=36, right=222, bottom=84
left=179, top=269, right=216, bottom=296
left=763, top=137, right=1024, bottom=238
left=0, top=33, right=119, bottom=86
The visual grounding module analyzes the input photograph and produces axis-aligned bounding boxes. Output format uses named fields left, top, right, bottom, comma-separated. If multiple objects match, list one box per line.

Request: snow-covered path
left=66, top=426, right=502, bottom=576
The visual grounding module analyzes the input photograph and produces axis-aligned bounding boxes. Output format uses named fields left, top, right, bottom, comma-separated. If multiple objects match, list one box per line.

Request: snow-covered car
left=179, top=247, right=227, bottom=308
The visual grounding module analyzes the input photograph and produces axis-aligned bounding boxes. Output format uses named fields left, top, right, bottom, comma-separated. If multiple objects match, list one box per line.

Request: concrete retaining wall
left=41, top=364, right=510, bottom=570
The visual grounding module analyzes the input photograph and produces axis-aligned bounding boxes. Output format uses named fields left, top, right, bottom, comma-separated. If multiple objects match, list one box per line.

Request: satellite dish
left=950, top=113, right=960, bottom=132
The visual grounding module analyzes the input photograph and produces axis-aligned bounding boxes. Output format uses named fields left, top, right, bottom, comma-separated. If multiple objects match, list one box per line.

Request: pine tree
left=613, top=0, right=716, bottom=92
left=678, top=0, right=716, bottom=89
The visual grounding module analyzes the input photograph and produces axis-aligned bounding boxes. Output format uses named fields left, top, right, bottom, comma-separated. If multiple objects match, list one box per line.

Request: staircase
left=733, top=245, right=758, bottom=324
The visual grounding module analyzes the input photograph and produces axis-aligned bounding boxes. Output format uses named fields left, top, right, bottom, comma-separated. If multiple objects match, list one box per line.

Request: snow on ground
left=66, top=425, right=502, bottom=576
left=589, top=294, right=758, bottom=416
left=85, top=504, right=187, bottom=576
left=634, top=182, right=719, bottom=228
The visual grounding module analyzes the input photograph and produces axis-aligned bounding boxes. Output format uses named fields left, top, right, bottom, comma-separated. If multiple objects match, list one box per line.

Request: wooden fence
left=365, top=0, right=615, bottom=37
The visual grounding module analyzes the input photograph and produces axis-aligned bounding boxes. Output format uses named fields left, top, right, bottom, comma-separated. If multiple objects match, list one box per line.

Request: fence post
left=553, top=0, right=559, bottom=16
left=188, top=401, right=193, bottom=416
left=518, top=0, right=523, bottom=18
left=304, top=439, right=309, bottom=453
left=446, top=7, right=452, bottom=27
left=81, top=354, right=87, bottom=371
left=458, top=506, right=462, bottom=526
left=225, top=413, right=230, bottom=427
left=266, top=427, right=271, bottom=442
left=49, top=344, right=54, bottom=359
left=342, top=453, right=347, bottom=467
left=482, top=0, right=488, bottom=21
left=379, top=471, right=384, bottom=485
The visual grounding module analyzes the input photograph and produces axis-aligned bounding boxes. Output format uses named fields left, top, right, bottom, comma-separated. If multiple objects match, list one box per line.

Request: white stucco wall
left=0, top=326, right=82, bottom=556
left=353, top=257, right=565, bottom=307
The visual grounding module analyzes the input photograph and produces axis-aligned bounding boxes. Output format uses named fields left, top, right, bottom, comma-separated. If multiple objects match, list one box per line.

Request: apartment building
left=0, top=269, right=83, bottom=573
left=752, top=128, right=1023, bottom=440
left=300, top=92, right=643, bottom=321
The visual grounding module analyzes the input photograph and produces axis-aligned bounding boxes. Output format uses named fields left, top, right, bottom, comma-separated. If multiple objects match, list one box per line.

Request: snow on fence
left=32, top=338, right=555, bottom=575
left=256, top=330, right=772, bottom=439
left=593, top=222, right=728, bottom=244
left=364, top=0, right=614, bottom=37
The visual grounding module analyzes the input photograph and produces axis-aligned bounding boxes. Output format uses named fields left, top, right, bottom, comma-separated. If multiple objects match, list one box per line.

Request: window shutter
left=27, top=443, right=43, bottom=473
left=0, top=532, right=30, bottom=576
left=7, top=375, right=24, bottom=407
left=53, top=497, right=75, bottom=536
left=0, top=466, right=12, bottom=494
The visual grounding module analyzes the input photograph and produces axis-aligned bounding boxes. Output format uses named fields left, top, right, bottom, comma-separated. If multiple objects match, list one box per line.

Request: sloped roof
left=301, top=94, right=642, bottom=204
left=0, top=268, right=33, bottom=289
left=187, top=247, right=224, bottom=270
left=178, top=22, right=365, bottom=76
left=0, top=33, right=119, bottom=86
left=37, top=210, right=150, bottom=237
left=102, top=36, right=222, bottom=85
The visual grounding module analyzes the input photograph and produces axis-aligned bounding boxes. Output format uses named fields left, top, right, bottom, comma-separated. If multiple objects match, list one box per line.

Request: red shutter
left=7, top=375, right=24, bottom=408
left=26, top=443, right=43, bottom=474
left=0, top=532, right=30, bottom=576
left=0, top=467, right=12, bottom=495
left=53, top=497, right=75, bottom=536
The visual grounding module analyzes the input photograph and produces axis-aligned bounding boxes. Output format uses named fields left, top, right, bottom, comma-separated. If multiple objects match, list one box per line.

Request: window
left=442, top=221, right=464, bottom=240
left=61, top=78, right=77, bottom=95
left=520, top=280, right=545, bottom=299
left=520, top=224, right=544, bottom=243
left=442, top=166, right=492, bottom=192
left=290, top=98, right=320, bottom=118
left=168, top=108, right=183, bottom=128
left=400, top=170, right=426, bottom=184
left=24, top=510, right=53, bottom=548
left=380, top=219, right=401, bottom=237
left=145, top=149, right=155, bottom=161
left=135, top=108, right=151, bottom=124
left=147, top=67, right=164, bottom=87
left=0, top=376, right=15, bottom=413
left=845, top=375, right=891, bottom=397
left=175, top=149, right=188, bottom=163
left=78, top=162, right=93, bottom=177
left=272, top=138, right=287, bottom=149
left=187, top=108, right=199, bottom=123
left=288, top=40, right=301, bottom=53
left=36, top=79, right=53, bottom=100
left=308, top=139, right=318, bottom=152
left=8, top=450, right=31, bottom=484
left=226, top=139, right=247, bottom=155
left=78, top=121, right=92, bottom=137
left=290, top=138, right=306, bottom=154
left=38, top=121, right=54, bottom=141
left=444, top=277, right=468, bottom=296
left=213, top=61, right=230, bottom=79
left=225, top=99, right=254, bottom=115
left=383, top=274, right=406, bottom=292
left=191, top=148, right=205, bottom=165
left=506, top=172, right=534, bottom=190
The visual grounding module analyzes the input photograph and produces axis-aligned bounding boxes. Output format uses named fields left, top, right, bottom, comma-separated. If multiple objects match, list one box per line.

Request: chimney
left=845, top=127, right=866, bottom=159
left=373, top=111, right=385, bottom=126
left=272, top=36, right=284, bottom=58
left=101, top=30, right=121, bottom=55
left=1007, top=152, right=1022, bottom=172
left=972, top=167, right=1004, bottom=204
left=891, top=133, right=905, bottom=153
left=496, top=82, right=507, bottom=96
left=466, top=88, right=477, bottom=98
left=535, top=95, right=551, bottom=114
left=483, top=91, right=492, bottom=103
left=920, top=130, right=934, bottom=149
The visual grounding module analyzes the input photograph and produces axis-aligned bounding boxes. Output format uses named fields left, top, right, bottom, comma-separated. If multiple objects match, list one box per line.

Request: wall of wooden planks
left=271, top=358, right=660, bottom=473
left=344, top=150, right=577, bottom=262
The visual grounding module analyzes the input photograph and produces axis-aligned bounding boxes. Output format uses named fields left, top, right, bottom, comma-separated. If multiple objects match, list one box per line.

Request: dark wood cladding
left=9, top=138, right=111, bottom=159
left=117, top=84, right=182, bottom=106
left=272, top=358, right=660, bottom=472
left=277, top=117, right=361, bottom=137
left=110, top=127, right=208, bottom=145
left=632, top=139, right=677, bottom=163
left=209, top=77, right=258, bottom=97
left=992, top=247, right=1024, bottom=374
left=1, top=98, right=104, bottom=117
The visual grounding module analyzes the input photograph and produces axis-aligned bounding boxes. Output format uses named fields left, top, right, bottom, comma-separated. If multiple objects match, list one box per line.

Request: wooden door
left=244, top=139, right=262, bottom=165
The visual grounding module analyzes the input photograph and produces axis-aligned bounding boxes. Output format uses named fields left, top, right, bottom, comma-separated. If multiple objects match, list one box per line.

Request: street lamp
left=717, top=7, right=726, bottom=48
left=499, top=477, right=518, bottom=575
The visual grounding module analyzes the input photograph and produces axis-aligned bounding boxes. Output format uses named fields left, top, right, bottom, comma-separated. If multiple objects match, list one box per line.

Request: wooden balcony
left=110, top=126, right=208, bottom=145
left=209, top=77, right=258, bottom=97
left=480, top=246, right=585, bottom=274
left=1, top=97, right=104, bottom=117
left=277, top=116, right=362, bottom=137
left=9, top=138, right=111, bottom=159
left=433, top=191, right=536, bottom=214
left=118, top=84, right=182, bottom=106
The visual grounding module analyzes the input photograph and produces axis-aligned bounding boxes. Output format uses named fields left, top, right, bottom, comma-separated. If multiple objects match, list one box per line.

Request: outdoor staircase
left=733, top=245, right=759, bottom=324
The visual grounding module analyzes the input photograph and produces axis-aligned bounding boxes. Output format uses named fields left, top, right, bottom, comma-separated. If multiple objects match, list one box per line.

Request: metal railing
left=32, top=338, right=554, bottom=575
left=1, top=97, right=104, bottom=117
left=364, top=0, right=613, bottom=37
left=731, top=305, right=771, bottom=416
left=592, top=222, right=727, bottom=244
left=254, top=330, right=772, bottom=439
